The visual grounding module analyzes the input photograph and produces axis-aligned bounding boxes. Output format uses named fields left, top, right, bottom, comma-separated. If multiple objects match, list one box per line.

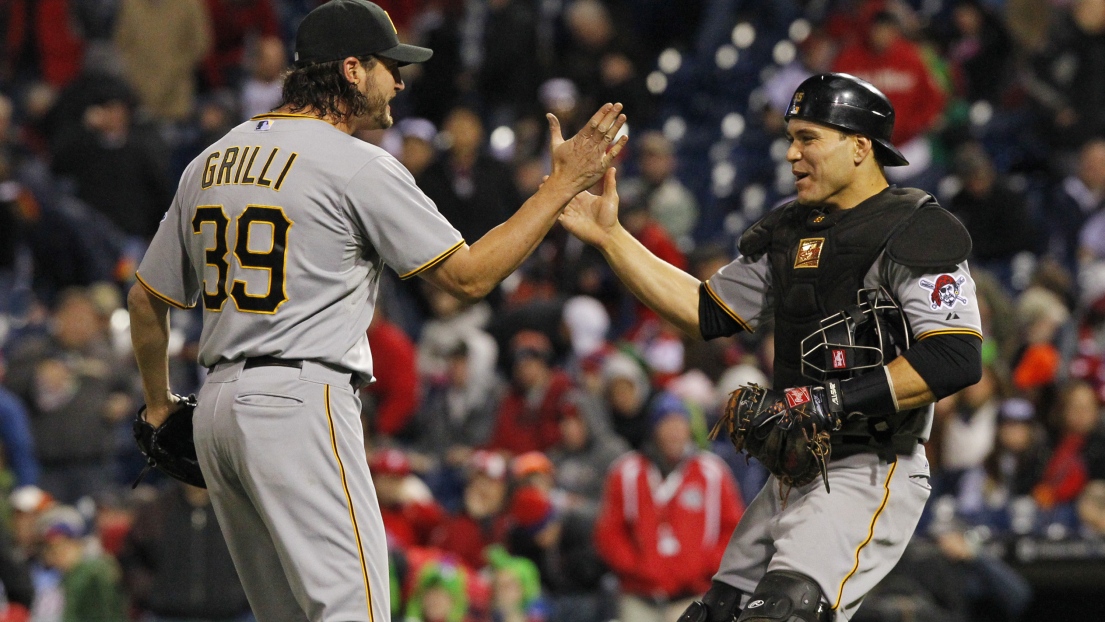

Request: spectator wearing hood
left=486, top=544, right=548, bottom=622
left=404, top=559, right=471, bottom=622
left=602, top=352, right=652, bottom=451
left=407, top=336, right=503, bottom=512
left=547, top=404, right=629, bottom=513
left=487, top=331, right=591, bottom=455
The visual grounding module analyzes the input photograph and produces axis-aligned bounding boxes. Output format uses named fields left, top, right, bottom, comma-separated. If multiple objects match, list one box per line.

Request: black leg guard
left=736, top=570, right=833, bottom=622
left=678, top=580, right=745, bottom=622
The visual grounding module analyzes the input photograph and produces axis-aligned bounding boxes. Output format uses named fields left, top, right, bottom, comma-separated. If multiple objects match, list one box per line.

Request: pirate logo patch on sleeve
left=919, top=274, right=969, bottom=310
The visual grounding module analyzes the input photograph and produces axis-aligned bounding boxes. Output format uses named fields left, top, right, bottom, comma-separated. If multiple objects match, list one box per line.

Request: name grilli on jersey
left=136, top=113, right=464, bottom=380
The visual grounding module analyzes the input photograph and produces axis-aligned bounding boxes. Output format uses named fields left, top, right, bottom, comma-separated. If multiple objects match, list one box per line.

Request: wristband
left=836, top=367, right=898, bottom=416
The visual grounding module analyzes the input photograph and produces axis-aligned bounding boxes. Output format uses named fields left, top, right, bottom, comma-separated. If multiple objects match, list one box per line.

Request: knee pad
left=678, top=581, right=744, bottom=622
left=736, top=571, right=833, bottom=622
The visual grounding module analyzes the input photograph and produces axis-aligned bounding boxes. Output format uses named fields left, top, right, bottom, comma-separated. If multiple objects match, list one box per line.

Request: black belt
left=239, top=356, right=366, bottom=390
left=243, top=356, right=303, bottom=370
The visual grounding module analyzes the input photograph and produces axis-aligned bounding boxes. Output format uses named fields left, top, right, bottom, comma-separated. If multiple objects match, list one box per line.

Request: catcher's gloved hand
left=132, top=394, right=206, bottom=488
left=711, top=383, right=842, bottom=496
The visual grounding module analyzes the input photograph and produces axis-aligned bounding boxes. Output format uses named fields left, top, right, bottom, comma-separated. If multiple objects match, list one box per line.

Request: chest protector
left=739, top=187, right=936, bottom=456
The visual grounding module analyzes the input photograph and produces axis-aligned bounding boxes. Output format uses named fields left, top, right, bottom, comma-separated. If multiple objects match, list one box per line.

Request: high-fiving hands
left=558, top=167, right=622, bottom=250
left=547, top=102, right=628, bottom=194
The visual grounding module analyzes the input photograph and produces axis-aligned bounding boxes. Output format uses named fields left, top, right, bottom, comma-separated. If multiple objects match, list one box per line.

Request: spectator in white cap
left=562, top=295, right=614, bottom=395
left=602, top=352, right=652, bottom=450
left=396, top=117, right=438, bottom=178
left=563, top=295, right=610, bottom=361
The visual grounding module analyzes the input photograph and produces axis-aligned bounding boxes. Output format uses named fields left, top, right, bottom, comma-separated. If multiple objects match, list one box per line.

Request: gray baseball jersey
left=137, top=113, right=463, bottom=380
left=701, top=244, right=982, bottom=620
left=136, top=112, right=464, bottom=622
left=704, top=251, right=983, bottom=348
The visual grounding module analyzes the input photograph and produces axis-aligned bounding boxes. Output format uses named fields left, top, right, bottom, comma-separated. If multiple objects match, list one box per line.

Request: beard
left=367, top=89, right=392, bottom=129
left=358, top=75, right=393, bottom=130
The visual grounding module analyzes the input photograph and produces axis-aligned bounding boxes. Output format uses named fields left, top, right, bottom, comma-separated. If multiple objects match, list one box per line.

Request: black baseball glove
left=132, top=394, right=206, bottom=488
left=711, top=383, right=841, bottom=497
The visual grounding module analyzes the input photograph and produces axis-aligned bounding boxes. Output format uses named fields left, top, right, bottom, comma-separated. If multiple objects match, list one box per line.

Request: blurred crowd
left=2, top=0, right=1105, bottom=620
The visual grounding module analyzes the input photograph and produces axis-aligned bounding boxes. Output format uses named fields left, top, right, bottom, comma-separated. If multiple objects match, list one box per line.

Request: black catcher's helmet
left=784, top=72, right=909, bottom=166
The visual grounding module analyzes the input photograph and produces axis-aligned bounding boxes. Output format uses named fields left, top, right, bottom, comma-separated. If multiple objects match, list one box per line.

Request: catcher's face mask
left=800, top=287, right=910, bottom=382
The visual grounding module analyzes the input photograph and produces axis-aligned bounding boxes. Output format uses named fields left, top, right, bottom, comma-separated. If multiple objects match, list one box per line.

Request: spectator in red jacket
left=832, top=10, right=946, bottom=184
left=619, top=189, right=687, bottom=340
left=363, top=310, right=420, bottom=438
left=1034, top=380, right=1105, bottom=509
left=486, top=331, right=587, bottom=455
left=201, top=0, right=280, bottom=88
left=594, top=392, right=744, bottom=622
left=1, top=0, right=84, bottom=87
left=833, top=10, right=945, bottom=147
left=430, top=451, right=511, bottom=571
left=370, top=448, right=445, bottom=549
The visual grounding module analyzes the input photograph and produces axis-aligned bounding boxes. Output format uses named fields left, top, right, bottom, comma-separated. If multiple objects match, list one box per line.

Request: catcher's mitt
left=711, top=384, right=840, bottom=496
left=132, top=394, right=206, bottom=488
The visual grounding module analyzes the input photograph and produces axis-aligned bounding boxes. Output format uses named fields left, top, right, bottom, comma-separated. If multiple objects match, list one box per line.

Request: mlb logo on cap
left=832, top=349, right=847, bottom=369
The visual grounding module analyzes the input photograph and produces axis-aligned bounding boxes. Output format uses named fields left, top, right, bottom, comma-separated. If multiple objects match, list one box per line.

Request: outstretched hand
left=547, top=103, right=628, bottom=193
left=559, top=167, right=621, bottom=249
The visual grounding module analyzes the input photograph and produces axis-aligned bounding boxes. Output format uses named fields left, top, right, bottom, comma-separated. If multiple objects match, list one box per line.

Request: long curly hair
left=277, top=56, right=377, bottom=123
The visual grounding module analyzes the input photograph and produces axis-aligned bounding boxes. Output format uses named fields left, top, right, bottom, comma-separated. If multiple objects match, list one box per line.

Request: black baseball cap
left=294, top=0, right=433, bottom=68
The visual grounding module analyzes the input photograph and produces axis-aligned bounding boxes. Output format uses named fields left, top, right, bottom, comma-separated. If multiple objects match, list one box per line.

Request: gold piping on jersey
left=702, top=281, right=753, bottom=333
left=229, top=205, right=293, bottom=315
left=915, top=328, right=983, bottom=341
left=324, top=385, right=375, bottom=622
left=250, top=112, right=326, bottom=121
left=134, top=273, right=194, bottom=309
left=832, top=460, right=897, bottom=611
left=398, top=239, right=465, bottom=280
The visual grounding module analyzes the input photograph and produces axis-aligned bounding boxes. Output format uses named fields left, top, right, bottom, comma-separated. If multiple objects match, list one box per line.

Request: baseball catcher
left=132, top=394, right=206, bottom=488
left=561, top=72, right=983, bottom=622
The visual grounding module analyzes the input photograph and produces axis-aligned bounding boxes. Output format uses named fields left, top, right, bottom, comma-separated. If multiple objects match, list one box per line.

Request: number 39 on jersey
left=191, top=204, right=293, bottom=314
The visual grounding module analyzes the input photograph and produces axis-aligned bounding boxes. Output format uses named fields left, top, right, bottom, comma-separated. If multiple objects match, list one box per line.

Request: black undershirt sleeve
left=901, top=332, right=983, bottom=399
left=698, top=283, right=745, bottom=340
